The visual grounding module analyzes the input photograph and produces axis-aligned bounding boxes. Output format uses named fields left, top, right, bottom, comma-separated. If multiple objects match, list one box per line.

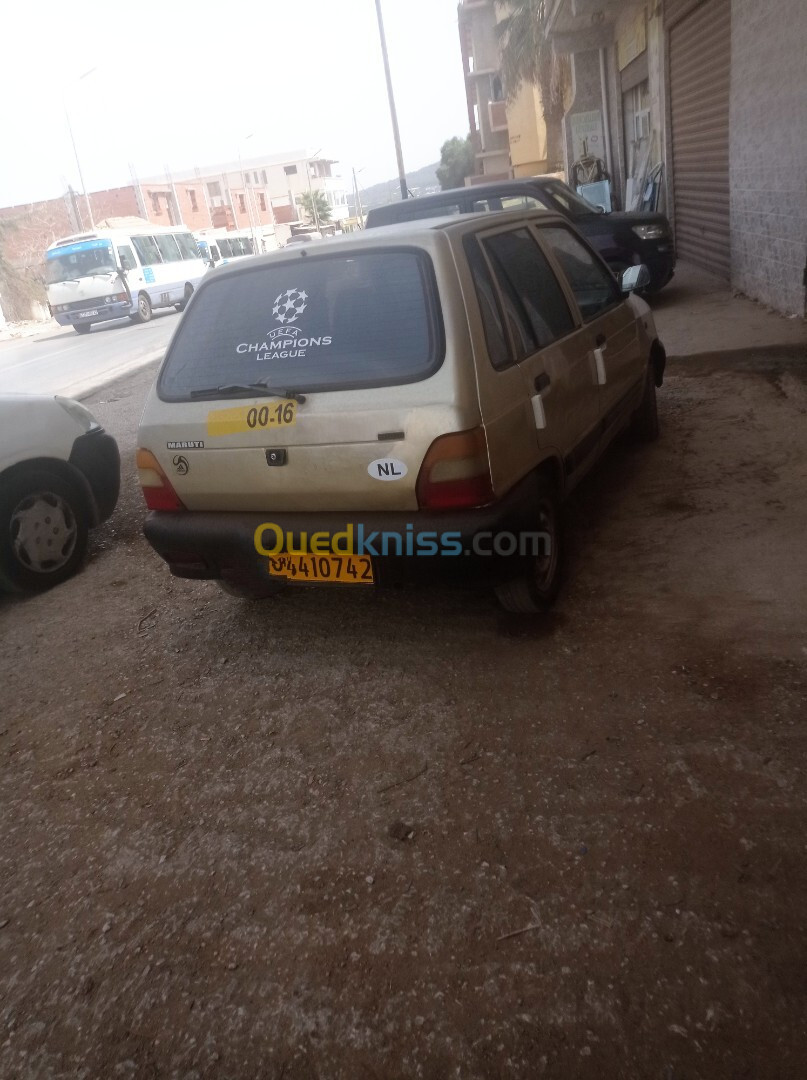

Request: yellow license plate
left=267, top=553, right=374, bottom=585
left=207, top=400, right=297, bottom=437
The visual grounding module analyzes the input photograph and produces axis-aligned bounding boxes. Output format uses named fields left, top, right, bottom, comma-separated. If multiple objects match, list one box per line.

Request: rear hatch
left=139, top=243, right=479, bottom=512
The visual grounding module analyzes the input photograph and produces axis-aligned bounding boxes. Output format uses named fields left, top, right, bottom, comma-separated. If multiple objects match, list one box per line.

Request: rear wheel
left=73, top=323, right=92, bottom=335
left=631, top=363, right=660, bottom=442
left=130, top=292, right=152, bottom=324
left=0, top=469, right=89, bottom=594
left=174, top=284, right=194, bottom=313
left=495, top=475, right=562, bottom=613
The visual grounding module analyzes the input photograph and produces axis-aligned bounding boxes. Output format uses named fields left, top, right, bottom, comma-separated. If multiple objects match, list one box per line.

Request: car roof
left=367, top=176, right=564, bottom=212
left=207, top=209, right=567, bottom=280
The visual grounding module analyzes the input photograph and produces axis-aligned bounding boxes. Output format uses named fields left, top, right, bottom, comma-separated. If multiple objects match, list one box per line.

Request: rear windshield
left=158, top=249, right=443, bottom=400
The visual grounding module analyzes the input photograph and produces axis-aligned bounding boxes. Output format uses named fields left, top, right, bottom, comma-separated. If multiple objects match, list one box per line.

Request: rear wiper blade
left=189, top=383, right=307, bottom=403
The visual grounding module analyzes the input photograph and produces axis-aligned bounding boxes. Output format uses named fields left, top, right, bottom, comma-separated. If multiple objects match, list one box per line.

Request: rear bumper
left=143, top=471, right=546, bottom=590
left=69, top=428, right=120, bottom=523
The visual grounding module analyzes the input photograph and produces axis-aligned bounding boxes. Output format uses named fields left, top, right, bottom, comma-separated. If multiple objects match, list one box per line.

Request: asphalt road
left=0, top=310, right=177, bottom=399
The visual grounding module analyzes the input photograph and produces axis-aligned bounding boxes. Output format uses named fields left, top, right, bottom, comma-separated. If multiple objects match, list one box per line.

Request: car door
left=473, top=223, right=602, bottom=482
left=537, top=223, right=644, bottom=431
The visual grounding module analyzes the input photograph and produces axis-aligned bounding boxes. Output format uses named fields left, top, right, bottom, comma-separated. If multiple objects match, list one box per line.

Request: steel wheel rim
left=533, top=498, right=557, bottom=592
left=10, top=492, right=78, bottom=574
left=139, top=296, right=149, bottom=318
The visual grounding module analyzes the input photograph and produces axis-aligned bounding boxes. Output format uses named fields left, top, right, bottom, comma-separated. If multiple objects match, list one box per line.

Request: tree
left=494, top=0, right=571, bottom=171
left=436, top=136, right=475, bottom=191
left=296, top=189, right=332, bottom=226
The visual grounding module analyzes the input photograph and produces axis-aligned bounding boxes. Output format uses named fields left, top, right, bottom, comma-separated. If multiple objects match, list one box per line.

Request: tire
left=0, top=469, right=90, bottom=594
left=494, top=475, right=562, bottom=614
left=73, top=323, right=92, bottom=335
left=631, top=364, right=660, bottom=442
left=174, top=284, right=194, bottom=313
left=131, top=292, right=152, bottom=324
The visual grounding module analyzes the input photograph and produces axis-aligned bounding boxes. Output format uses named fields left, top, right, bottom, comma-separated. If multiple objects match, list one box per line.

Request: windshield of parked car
left=44, top=239, right=117, bottom=284
left=539, top=180, right=600, bottom=218
left=158, top=249, right=443, bottom=400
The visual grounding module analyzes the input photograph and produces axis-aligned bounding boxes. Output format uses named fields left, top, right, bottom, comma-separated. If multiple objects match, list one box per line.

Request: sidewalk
left=0, top=317, right=61, bottom=345
left=651, top=261, right=806, bottom=361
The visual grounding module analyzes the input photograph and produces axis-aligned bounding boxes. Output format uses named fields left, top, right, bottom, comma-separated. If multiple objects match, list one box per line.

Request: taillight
left=415, top=426, right=494, bottom=510
left=136, top=448, right=186, bottom=511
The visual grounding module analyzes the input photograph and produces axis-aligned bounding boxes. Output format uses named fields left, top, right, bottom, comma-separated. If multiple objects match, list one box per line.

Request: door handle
left=534, top=372, right=550, bottom=393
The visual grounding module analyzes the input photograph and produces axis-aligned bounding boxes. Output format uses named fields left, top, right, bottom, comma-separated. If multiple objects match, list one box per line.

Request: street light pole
left=374, top=0, right=408, bottom=201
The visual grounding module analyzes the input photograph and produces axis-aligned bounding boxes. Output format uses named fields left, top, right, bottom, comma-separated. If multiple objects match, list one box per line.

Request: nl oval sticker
left=368, top=457, right=408, bottom=482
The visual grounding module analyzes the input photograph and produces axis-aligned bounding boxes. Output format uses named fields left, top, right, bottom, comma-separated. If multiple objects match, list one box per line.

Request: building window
left=238, top=194, right=246, bottom=214
left=188, top=189, right=198, bottom=212
left=284, top=165, right=297, bottom=176
left=259, top=193, right=266, bottom=211
left=207, top=181, right=221, bottom=198
left=262, top=170, right=268, bottom=184
left=253, top=171, right=259, bottom=184
left=491, top=74, right=504, bottom=102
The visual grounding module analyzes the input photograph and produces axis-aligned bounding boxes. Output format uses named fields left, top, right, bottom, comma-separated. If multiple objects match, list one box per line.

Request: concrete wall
left=730, top=0, right=807, bottom=315
left=0, top=187, right=140, bottom=270
left=508, top=83, right=548, bottom=176
left=562, top=50, right=606, bottom=184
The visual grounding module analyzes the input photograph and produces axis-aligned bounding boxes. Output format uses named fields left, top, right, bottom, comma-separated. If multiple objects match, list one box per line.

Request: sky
left=0, top=0, right=470, bottom=208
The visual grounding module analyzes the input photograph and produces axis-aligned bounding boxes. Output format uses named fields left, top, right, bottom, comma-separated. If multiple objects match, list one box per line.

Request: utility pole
left=352, top=167, right=365, bottom=227
left=64, top=108, right=94, bottom=230
left=374, top=0, right=408, bottom=201
left=65, top=67, right=98, bottom=230
left=306, top=159, right=321, bottom=232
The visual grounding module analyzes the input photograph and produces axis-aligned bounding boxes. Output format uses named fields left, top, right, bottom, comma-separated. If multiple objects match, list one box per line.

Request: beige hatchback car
left=137, top=210, right=665, bottom=612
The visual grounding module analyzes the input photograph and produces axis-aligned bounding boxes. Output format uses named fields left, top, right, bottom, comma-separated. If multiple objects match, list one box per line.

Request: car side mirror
left=620, top=264, right=651, bottom=293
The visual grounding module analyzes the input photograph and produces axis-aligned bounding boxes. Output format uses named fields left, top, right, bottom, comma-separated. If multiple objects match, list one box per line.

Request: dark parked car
left=365, top=177, right=675, bottom=294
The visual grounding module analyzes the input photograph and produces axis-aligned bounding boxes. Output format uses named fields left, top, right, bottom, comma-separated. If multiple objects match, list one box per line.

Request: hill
left=355, top=162, right=441, bottom=212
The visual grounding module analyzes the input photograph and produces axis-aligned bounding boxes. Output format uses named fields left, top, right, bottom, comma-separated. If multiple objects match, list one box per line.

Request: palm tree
left=494, top=0, right=571, bottom=171
left=297, top=189, right=332, bottom=227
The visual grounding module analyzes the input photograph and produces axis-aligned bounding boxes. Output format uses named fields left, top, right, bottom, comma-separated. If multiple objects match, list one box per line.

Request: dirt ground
left=1, top=354, right=806, bottom=1079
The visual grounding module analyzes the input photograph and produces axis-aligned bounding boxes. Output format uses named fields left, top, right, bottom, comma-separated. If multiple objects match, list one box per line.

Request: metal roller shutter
left=668, top=0, right=731, bottom=277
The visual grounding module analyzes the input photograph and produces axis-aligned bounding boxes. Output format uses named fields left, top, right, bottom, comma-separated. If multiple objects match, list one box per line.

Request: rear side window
left=131, top=235, right=162, bottom=266
left=464, top=238, right=511, bottom=371
left=482, top=228, right=576, bottom=359
left=176, top=232, right=201, bottom=261
left=155, top=234, right=182, bottom=262
left=158, top=250, right=443, bottom=400
left=471, top=194, right=547, bottom=213
left=402, top=202, right=462, bottom=221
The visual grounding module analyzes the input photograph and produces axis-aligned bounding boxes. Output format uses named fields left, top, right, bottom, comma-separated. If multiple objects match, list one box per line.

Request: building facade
left=458, top=0, right=549, bottom=183
left=138, top=150, right=350, bottom=241
left=0, top=150, right=352, bottom=275
left=547, top=0, right=807, bottom=316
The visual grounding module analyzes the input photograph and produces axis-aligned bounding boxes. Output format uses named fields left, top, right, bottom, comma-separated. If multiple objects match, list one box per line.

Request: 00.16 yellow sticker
left=207, top=400, right=297, bottom=437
